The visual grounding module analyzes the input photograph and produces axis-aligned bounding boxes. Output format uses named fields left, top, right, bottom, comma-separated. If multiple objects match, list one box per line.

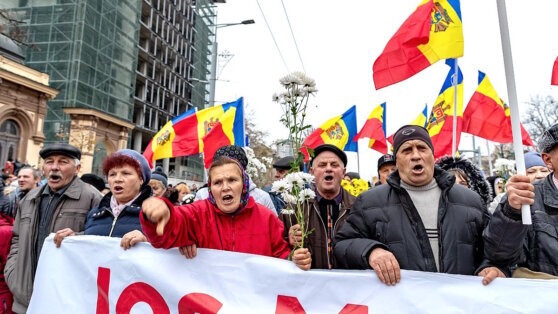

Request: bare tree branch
left=522, top=95, right=558, bottom=145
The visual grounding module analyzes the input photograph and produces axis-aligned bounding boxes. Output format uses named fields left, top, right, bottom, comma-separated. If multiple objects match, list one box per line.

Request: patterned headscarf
left=208, top=157, right=250, bottom=212
left=213, top=145, right=249, bottom=169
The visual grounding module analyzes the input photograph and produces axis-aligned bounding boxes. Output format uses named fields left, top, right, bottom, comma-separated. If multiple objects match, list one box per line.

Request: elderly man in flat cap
left=280, top=144, right=356, bottom=269
left=484, top=123, right=558, bottom=279
left=4, top=143, right=101, bottom=313
left=264, top=155, right=300, bottom=214
left=334, top=125, right=506, bottom=285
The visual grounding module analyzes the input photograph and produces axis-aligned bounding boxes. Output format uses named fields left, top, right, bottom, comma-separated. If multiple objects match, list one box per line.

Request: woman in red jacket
left=141, top=156, right=311, bottom=270
left=0, top=206, right=14, bottom=313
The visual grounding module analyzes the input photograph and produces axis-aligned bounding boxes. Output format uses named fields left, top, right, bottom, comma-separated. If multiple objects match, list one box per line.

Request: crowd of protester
left=1, top=122, right=558, bottom=313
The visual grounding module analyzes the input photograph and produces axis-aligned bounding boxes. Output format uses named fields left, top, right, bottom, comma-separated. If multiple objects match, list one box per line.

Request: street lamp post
left=208, top=19, right=255, bottom=108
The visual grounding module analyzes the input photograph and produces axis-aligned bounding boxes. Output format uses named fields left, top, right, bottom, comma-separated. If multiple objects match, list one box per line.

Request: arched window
left=0, top=119, right=21, bottom=169
left=0, top=120, right=20, bottom=137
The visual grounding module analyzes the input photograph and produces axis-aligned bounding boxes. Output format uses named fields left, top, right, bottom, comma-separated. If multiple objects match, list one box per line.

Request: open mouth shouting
left=222, top=194, right=234, bottom=205
left=48, top=172, right=63, bottom=184
left=112, top=185, right=124, bottom=194
left=323, top=174, right=335, bottom=183
left=411, top=164, right=424, bottom=175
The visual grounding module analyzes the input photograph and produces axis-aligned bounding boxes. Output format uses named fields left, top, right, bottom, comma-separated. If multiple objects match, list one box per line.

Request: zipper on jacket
left=313, top=203, right=331, bottom=267
left=33, top=194, right=55, bottom=280
left=437, top=195, right=447, bottom=272
left=108, top=215, right=118, bottom=237
left=232, top=216, right=235, bottom=251
left=333, top=204, right=347, bottom=233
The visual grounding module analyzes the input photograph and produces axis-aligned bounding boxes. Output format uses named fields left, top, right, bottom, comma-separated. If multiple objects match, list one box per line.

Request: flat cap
left=311, top=144, right=347, bottom=167
left=272, top=156, right=295, bottom=170
left=538, top=123, right=558, bottom=153
left=39, top=143, right=81, bottom=160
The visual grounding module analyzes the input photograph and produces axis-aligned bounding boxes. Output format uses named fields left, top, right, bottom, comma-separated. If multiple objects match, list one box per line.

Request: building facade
left=0, top=34, right=58, bottom=169
left=2, top=0, right=219, bottom=181
left=132, top=0, right=217, bottom=183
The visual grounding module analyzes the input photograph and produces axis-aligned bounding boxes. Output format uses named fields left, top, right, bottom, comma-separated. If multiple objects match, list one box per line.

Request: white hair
left=74, top=159, right=81, bottom=167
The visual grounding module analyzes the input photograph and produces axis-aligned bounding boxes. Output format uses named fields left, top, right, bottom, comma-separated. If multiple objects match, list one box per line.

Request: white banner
left=29, top=235, right=558, bottom=313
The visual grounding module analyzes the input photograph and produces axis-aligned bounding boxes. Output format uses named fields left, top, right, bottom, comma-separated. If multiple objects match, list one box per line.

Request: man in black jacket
left=484, top=123, right=558, bottom=278
left=334, top=125, right=504, bottom=285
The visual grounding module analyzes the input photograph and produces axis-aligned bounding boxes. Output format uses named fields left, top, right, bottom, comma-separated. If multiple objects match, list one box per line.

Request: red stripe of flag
left=552, top=56, right=558, bottom=86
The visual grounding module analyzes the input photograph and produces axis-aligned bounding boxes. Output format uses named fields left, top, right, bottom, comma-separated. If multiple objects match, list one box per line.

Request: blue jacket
left=84, top=186, right=151, bottom=238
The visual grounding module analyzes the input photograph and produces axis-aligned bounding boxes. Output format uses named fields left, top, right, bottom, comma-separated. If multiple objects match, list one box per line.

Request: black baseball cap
left=377, top=154, right=395, bottom=171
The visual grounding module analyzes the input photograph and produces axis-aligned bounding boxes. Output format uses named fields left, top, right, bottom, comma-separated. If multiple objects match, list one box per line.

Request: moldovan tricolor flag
left=463, top=71, right=533, bottom=146
left=552, top=56, right=558, bottom=86
left=426, top=59, right=463, bottom=159
left=301, top=106, right=358, bottom=161
left=354, top=103, right=387, bottom=154
left=202, top=108, right=242, bottom=168
left=143, top=98, right=245, bottom=167
left=373, top=0, right=463, bottom=89
left=387, top=104, right=428, bottom=145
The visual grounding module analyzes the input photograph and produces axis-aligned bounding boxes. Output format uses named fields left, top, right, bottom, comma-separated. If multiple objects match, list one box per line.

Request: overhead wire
left=279, top=0, right=306, bottom=73
left=255, top=0, right=290, bottom=72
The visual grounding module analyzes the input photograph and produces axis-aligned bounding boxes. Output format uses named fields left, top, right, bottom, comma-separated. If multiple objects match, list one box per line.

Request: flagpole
left=497, top=0, right=531, bottom=225
left=486, top=139, right=493, bottom=176
left=452, top=59, right=458, bottom=156
left=356, top=151, right=361, bottom=175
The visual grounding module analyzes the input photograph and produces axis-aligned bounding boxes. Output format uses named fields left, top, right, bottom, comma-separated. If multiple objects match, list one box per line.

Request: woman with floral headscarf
left=140, top=156, right=312, bottom=270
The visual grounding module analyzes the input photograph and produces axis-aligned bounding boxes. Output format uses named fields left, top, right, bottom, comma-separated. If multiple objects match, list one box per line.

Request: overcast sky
left=213, top=0, right=558, bottom=181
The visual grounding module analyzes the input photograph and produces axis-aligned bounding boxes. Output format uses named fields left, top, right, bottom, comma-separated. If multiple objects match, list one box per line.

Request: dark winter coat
left=280, top=188, right=356, bottom=269
left=85, top=185, right=151, bottom=238
left=436, top=156, right=493, bottom=207
left=334, top=167, right=496, bottom=275
left=263, top=185, right=286, bottom=215
left=483, top=173, right=558, bottom=276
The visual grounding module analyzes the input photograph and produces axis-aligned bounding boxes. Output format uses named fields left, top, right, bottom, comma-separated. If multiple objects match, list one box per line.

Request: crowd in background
left=1, top=122, right=558, bottom=313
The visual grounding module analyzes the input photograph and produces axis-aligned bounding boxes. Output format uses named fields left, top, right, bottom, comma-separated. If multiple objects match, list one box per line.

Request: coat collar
left=540, top=173, right=558, bottom=208
left=387, top=166, right=455, bottom=192
left=27, top=176, right=83, bottom=201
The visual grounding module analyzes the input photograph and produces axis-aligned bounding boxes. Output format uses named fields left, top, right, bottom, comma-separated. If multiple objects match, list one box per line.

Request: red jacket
left=141, top=197, right=291, bottom=259
left=0, top=214, right=13, bottom=314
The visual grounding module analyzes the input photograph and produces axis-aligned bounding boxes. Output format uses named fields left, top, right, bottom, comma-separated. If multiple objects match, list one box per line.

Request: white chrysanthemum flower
left=280, top=73, right=303, bottom=86
left=303, top=86, right=318, bottom=95
left=272, top=93, right=280, bottom=102
left=298, top=188, right=316, bottom=202
left=286, top=172, right=305, bottom=189
left=299, top=173, right=315, bottom=184
left=292, top=87, right=303, bottom=98
left=280, top=208, right=295, bottom=215
left=290, top=71, right=314, bottom=87
left=494, top=158, right=516, bottom=170
left=271, top=179, right=292, bottom=193
left=282, top=193, right=298, bottom=204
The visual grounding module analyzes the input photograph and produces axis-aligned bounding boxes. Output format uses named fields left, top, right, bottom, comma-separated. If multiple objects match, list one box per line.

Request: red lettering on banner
left=94, top=267, right=367, bottom=312
left=115, top=282, right=170, bottom=314
left=339, top=304, right=368, bottom=314
left=178, top=293, right=223, bottom=313
left=96, top=267, right=111, bottom=314
left=275, top=295, right=306, bottom=314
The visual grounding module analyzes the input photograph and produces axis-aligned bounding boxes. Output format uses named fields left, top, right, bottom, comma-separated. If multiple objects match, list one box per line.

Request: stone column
left=67, top=116, right=98, bottom=176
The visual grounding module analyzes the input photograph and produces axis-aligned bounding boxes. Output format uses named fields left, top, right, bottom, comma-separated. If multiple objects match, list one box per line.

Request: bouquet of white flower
left=271, top=172, right=315, bottom=250
left=272, top=71, right=317, bottom=172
